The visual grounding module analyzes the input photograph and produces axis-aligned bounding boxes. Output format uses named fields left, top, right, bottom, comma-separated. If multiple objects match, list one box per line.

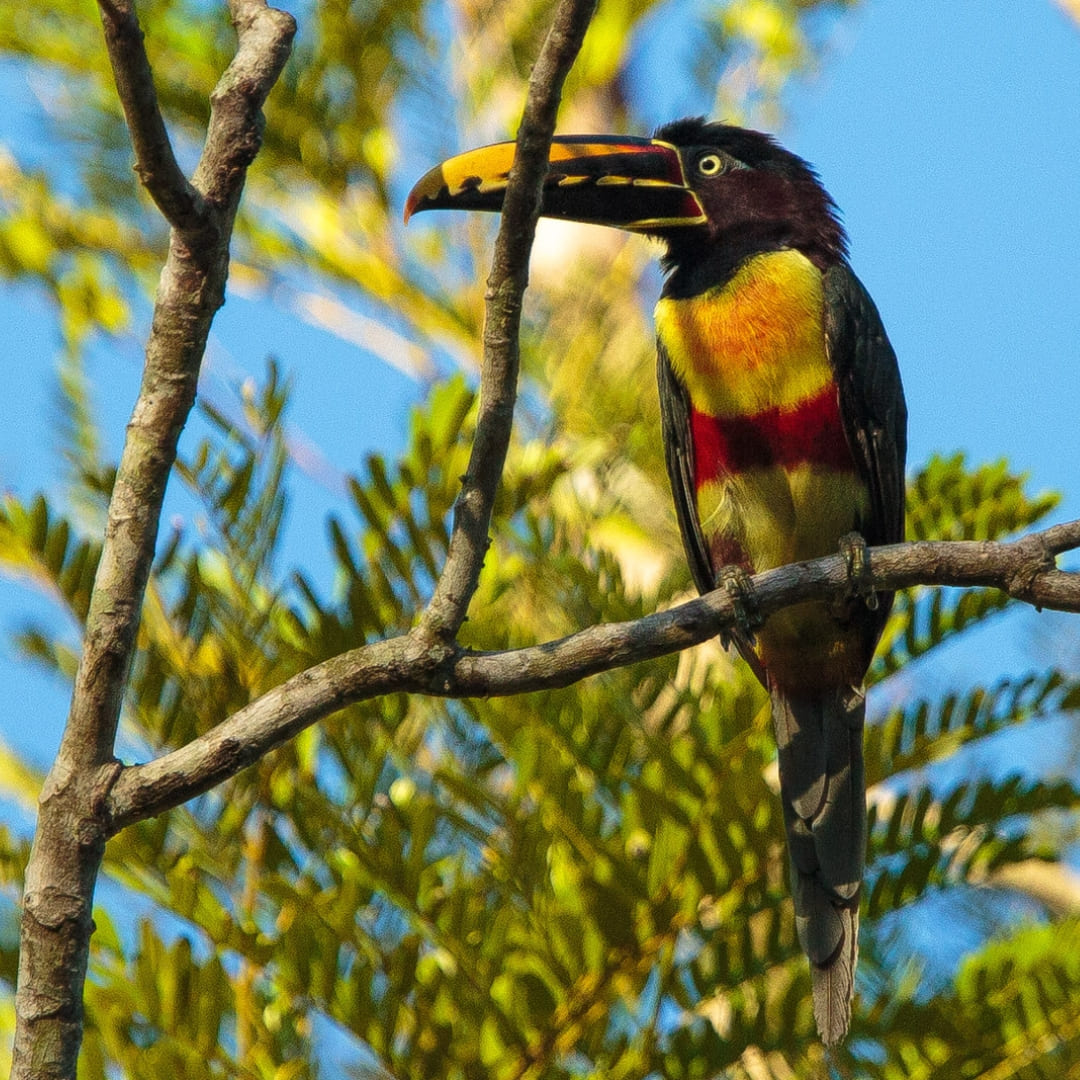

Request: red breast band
left=691, top=384, right=855, bottom=485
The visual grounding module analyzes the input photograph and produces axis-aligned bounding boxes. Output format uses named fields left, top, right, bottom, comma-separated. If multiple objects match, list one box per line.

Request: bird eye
left=696, top=153, right=725, bottom=177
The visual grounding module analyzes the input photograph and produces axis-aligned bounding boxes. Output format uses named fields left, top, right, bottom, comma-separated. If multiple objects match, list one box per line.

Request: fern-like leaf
left=0, top=492, right=101, bottom=623
left=866, top=671, right=1073, bottom=785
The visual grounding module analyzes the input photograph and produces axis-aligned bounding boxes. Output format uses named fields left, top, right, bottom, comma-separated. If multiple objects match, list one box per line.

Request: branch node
left=91, top=760, right=124, bottom=825
left=1008, top=532, right=1058, bottom=605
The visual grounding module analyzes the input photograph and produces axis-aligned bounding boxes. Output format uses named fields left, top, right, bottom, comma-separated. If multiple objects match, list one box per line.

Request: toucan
left=406, top=117, right=907, bottom=1045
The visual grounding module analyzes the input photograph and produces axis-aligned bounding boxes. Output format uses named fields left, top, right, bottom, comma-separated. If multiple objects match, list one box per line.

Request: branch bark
left=105, top=522, right=1080, bottom=832
left=97, top=0, right=207, bottom=227
left=12, top=3, right=294, bottom=1077
left=419, top=0, right=600, bottom=643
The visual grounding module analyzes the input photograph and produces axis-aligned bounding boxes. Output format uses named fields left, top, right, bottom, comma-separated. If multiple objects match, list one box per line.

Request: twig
left=418, top=0, right=600, bottom=643
left=194, top=0, right=297, bottom=212
left=97, top=0, right=208, bottom=228
left=106, top=523, right=1080, bottom=831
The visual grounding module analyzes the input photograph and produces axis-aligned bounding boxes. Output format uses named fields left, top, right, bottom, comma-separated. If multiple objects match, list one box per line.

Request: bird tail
left=769, top=682, right=867, bottom=1046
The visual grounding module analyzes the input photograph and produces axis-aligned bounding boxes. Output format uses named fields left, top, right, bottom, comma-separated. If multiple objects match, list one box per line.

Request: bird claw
left=838, top=531, right=879, bottom=612
left=718, top=564, right=763, bottom=647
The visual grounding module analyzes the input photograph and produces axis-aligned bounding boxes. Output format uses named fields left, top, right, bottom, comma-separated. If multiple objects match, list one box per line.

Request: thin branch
left=195, top=0, right=297, bottom=210
left=71, top=0, right=296, bottom=797
left=106, top=522, right=1080, bottom=832
left=418, top=0, right=599, bottom=643
left=97, top=0, right=208, bottom=228
left=1041, top=519, right=1080, bottom=556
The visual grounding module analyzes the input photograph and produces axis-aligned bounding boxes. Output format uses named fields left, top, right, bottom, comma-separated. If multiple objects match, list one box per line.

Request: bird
left=405, top=117, right=907, bottom=1045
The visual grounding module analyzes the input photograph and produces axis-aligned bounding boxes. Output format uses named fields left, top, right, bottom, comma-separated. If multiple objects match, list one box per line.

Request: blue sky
left=791, top=0, right=1080, bottom=524
left=2, top=2, right=1079, bottom=789
left=631, top=0, right=1080, bottom=523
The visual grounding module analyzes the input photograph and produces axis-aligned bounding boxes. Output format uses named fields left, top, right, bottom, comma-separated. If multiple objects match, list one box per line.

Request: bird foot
left=718, top=564, right=763, bottom=648
left=837, top=531, right=879, bottom=612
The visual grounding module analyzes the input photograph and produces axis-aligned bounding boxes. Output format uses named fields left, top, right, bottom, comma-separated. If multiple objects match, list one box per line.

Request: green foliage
left=861, top=920, right=1080, bottom=1079
left=6, top=359, right=1078, bottom=1078
left=865, top=670, right=1074, bottom=787
left=906, top=453, right=1059, bottom=545
left=873, top=453, right=1061, bottom=681
left=866, top=775, right=1080, bottom=919
left=0, top=492, right=97, bottom=620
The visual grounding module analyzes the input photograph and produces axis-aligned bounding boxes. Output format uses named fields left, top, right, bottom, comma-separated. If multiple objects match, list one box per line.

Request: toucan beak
left=404, top=135, right=706, bottom=232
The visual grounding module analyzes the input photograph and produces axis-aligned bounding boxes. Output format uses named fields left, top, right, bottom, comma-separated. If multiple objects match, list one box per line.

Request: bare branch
left=1041, top=519, right=1080, bottom=556
left=194, top=0, right=297, bottom=211
left=69, top=0, right=296, bottom=813
left=13, top=3, right=295, bottom=1077
left=97, top=0, right=208, bottom=228
left=419, top=0, right=599, bottom=643
left=96, top=0, right=295, bottom=230
left=106, top=523, right=1080, bottom=832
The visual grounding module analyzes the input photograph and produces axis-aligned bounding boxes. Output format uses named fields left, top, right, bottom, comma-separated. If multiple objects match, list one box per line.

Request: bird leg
left=837, top=531, right=879, bottom=612
left=718, top=564, right=763, bottom=648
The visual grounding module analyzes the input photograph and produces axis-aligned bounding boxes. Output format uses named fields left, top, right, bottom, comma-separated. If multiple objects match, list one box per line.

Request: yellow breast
left=654, top=248, right=833, bottom=418
left=655, top=252, right=879, bottom=689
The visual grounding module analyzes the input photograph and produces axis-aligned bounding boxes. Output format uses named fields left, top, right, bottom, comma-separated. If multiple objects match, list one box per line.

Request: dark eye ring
left=696, top=153, right=724, bottom=177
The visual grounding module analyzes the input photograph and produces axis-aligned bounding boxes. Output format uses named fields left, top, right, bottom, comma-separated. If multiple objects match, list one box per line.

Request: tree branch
left=194, top=0, right=297, bottom=211
left=97, top=0, right=208, bottom=228
left=418, top=0, right=599, bottom=643
left=13, top=4, right=295, bottom=1078
left=106, top=522, right=1080, bottom=831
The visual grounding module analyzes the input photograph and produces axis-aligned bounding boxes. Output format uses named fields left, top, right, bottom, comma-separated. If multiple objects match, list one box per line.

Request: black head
left=652, top=117, right=847, bottom=275
left=405, top=118, right=848, bottom=281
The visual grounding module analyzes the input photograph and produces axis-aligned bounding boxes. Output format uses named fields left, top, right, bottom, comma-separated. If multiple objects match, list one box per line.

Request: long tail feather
left=770, top=683, right=866, bottom=1046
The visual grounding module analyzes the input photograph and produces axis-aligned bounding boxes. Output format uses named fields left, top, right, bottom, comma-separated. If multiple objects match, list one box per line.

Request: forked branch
left=12, top=3, right=295, bottom=1078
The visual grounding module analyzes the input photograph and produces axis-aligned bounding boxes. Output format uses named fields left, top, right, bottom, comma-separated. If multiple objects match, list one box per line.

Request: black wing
left=656, top=338, right=716, bottom=597
left=823, top=263, right=907, bottom=551
left=657, top=339, right=767, bottom=683
left=823, top=263, right=907, bottom=651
